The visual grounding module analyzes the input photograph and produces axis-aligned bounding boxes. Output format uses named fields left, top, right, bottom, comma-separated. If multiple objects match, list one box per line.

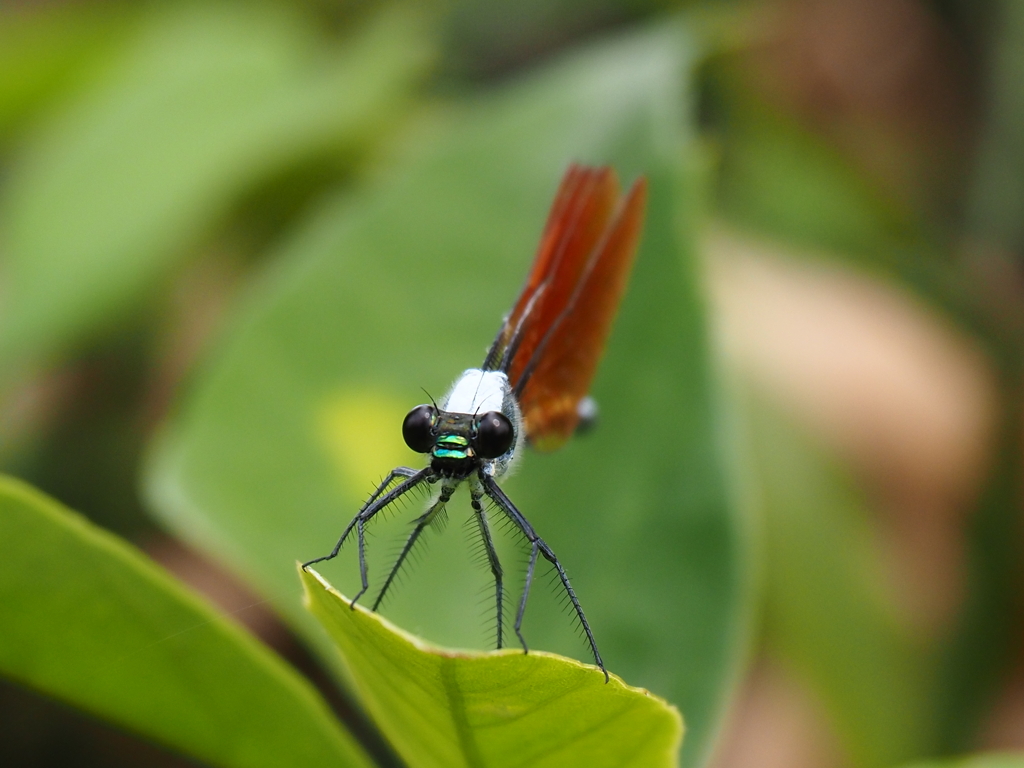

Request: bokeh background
left=1, top=0, right=1023, bottom=766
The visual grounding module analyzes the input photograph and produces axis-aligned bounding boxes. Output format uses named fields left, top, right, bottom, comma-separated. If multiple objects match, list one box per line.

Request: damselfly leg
left=480, top=472, right=606, bottom=681
left=372, top=484, right=455, bottom=611
left=301, top=466, right=433, bottom=607
left=470, top=488, right=505, bottom=649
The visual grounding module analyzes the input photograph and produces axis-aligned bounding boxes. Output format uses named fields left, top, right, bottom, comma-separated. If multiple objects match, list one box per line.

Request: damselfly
left=303, top=164, right=648, bottom=680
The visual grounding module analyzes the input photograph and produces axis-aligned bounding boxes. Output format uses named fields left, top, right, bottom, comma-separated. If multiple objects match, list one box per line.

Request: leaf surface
left=303, top=567, right=682, bottom=768
left=0, top=474, right=370, bottom=768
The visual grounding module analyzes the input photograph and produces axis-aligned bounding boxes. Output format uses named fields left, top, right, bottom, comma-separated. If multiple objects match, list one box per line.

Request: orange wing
left=483, top=165, right=616, bottom=372
left=483, top=164, right=648, bottom=451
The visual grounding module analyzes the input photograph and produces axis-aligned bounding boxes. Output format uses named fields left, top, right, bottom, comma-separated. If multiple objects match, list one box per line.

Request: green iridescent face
left=432, top=434, right=470, bottom=460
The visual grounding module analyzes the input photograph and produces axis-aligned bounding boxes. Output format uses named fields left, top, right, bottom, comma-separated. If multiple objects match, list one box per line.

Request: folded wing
left=484, top=164, right=648, bottom=451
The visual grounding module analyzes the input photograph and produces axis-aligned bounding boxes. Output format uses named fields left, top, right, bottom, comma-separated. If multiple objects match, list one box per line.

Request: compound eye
left=402, top=405, right=436, bottom=453
left=475, top=411, right=514, bottom=459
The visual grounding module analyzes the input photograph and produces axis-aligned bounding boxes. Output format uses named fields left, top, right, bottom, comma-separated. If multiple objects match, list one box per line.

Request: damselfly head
left=404, top=369, right=523, bottom=479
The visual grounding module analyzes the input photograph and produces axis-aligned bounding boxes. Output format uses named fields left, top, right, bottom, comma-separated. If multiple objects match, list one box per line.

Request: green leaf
left=902, top=755, right=1024, bottom=768
left=0, top=2, right=431, bottom=369
left=302, top=567, right=682, bottom=768
left=749, top=403, right=932, bottom=767
left=147, top=18, right=750, bottom=766
left=0, top=474, right=370, bottom=768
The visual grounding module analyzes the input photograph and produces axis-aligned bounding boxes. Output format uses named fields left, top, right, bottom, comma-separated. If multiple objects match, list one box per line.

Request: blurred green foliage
left=1, top=0, right=1024, bottom=767
left=904, top=756, right=1024, bottom=768
left=751, top=404, right=932, bottom=767
left=0, top=3, right=430, bottom=370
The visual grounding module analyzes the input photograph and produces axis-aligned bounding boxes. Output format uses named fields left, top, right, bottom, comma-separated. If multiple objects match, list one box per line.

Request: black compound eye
left=402, top=405, right=436, bottom=453
left=475, top=411, right=514, bottom=459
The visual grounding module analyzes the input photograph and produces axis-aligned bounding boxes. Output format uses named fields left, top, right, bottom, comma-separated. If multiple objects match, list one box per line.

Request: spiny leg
left=471, top=489, right=505, bottom=649
left=481, top=473, right=607, bottom=681
left=372, top=485, right=455, bottom=611
left=514, top=541, right=539, bottom=653
left=352, top=518, right=369, bottom=605
left=302, top=466, right=427, bottom=570
left=304, top=467, right=432, bottom=611
left=536, top=538, right=606, bottom=679
left=364, top=466, right=424, bottom=507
